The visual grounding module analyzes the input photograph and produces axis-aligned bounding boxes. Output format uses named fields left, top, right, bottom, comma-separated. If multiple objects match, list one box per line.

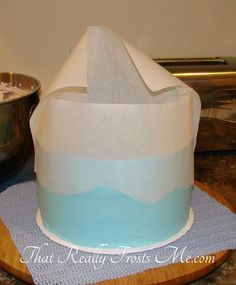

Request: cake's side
left=37, top=184, right=193, bottom=253
left=35, top=141, right=194, bottom=253
left=33, top=92, right=195, bottom=253
left=36, top=206, right=194, bottom=254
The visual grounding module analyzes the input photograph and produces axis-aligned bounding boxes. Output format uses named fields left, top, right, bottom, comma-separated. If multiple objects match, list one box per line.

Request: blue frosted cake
left=31, top=26, right=200, bottom=254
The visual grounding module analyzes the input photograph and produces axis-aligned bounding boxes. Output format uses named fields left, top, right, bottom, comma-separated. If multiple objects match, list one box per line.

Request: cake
left=31, top=27, right=201, bottom=254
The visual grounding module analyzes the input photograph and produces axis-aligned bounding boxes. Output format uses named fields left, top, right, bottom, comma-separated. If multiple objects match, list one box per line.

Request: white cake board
left=36, top=208, right=194, bottom=255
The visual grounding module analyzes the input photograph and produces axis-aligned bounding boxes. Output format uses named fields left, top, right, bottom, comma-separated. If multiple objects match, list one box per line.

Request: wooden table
left=0, top=182, right=234, bottom=285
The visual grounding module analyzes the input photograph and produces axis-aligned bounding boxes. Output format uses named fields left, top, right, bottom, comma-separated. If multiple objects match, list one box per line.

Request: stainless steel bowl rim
left=0, top=72, right=41, bottom=105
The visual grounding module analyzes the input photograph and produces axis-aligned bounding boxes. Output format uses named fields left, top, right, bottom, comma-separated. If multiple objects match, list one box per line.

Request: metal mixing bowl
left=0, top=72, right=40, bottom=181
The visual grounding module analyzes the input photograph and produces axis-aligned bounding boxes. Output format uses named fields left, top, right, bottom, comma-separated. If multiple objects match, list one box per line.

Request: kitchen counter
left=0, top=151, right=236, bottom=285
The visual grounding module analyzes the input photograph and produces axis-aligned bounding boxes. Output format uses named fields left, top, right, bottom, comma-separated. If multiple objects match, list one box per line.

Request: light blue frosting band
left=38, top=183, right=192, bottom=249
left=36, top=142, right=194, bottom=203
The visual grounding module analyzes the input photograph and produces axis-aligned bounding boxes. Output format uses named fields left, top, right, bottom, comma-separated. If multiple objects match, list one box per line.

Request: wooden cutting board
left=0, top=181, right=234, bottom=285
